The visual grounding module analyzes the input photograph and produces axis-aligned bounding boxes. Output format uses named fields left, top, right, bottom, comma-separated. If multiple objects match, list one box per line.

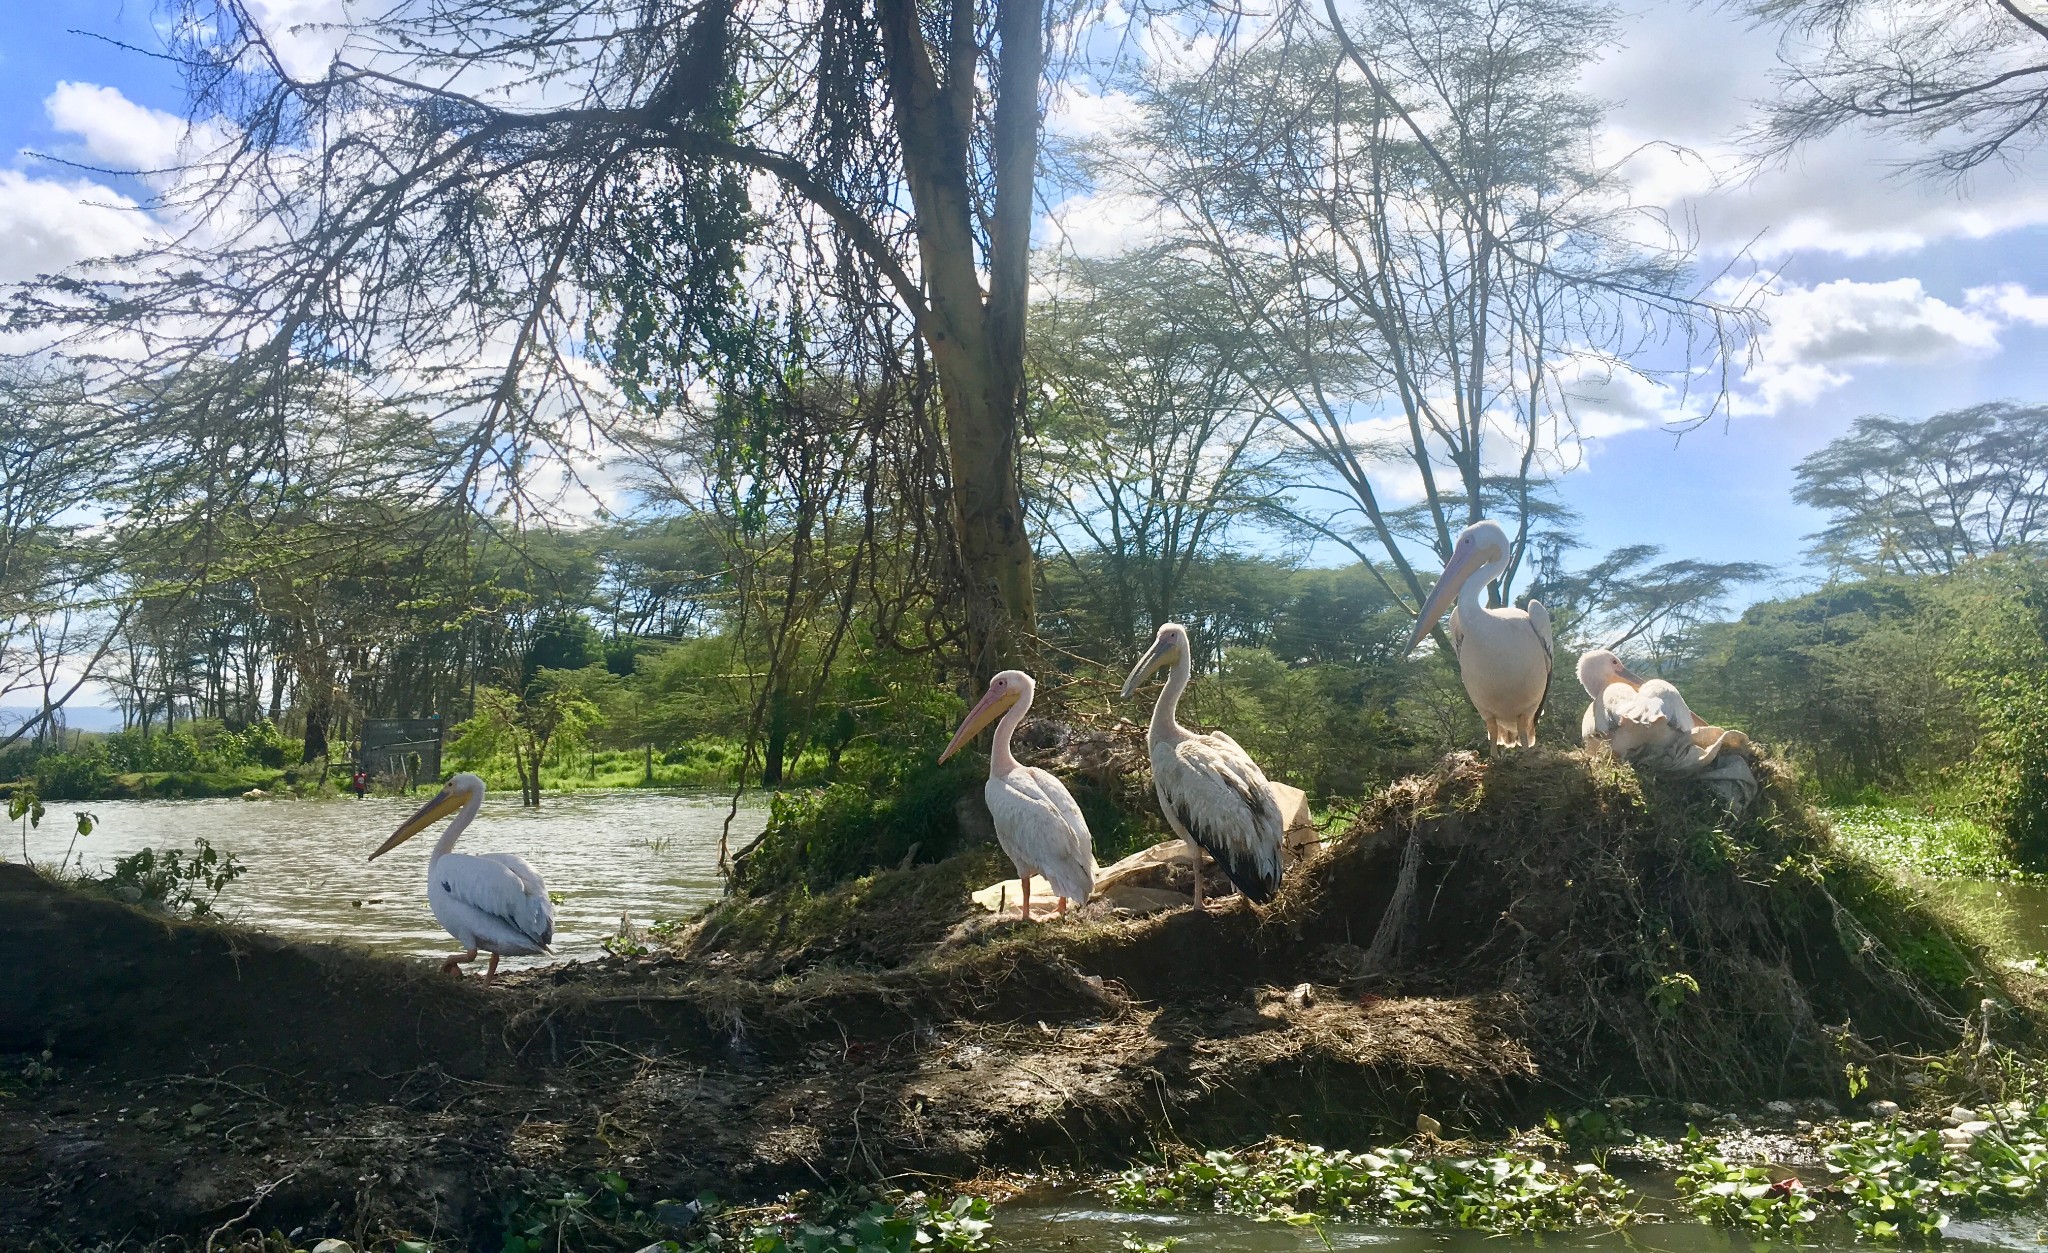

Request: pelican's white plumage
left=370, top=773, right=554, bottom=982
left=1576, top=649, right=1747, bottom=762
left=940, top=670, right=1097, bottom=919
left=1410, top=520, right=1553, bottom=747
left=1123, top=623, right=1284, bottom=908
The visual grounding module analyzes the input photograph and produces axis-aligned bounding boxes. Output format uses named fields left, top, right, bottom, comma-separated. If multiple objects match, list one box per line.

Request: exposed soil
left=0, top=749, right=2022, bottom=1250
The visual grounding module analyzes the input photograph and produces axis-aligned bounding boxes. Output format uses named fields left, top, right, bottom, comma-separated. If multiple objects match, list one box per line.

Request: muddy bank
left=0, top=749, right=2024, bottom=1249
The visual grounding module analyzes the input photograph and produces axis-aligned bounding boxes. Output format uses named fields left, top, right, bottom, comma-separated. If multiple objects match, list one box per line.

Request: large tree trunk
left=876, top=0, right=1042, bottom=678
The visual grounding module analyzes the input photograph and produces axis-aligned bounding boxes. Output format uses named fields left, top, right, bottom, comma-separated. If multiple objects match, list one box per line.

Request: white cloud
left=45, top=82, right=194, bottom=172
left=1967, top=282, right=2048, bottom=327
left=1588, top=1, right=2048, bottom=258
left=1042, top=188, right=1163, bottom=258
left=0, top=170, right=157, bottom=284
left=1046, top=86, right=1140, bottom=140
left=1741, top=278, right=2007, bottom=411
left=1560, top=362, right=1705, bottom=439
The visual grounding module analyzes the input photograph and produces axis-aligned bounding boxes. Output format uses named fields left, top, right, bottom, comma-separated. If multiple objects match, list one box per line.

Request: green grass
left=1823, top=804, right=2023, bottom=880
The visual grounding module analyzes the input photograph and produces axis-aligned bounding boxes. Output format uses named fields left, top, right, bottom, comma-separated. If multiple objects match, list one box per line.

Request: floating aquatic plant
left=1105, top=1141, right=1634, bottom=1232
left=1674, top=1128, right=1818, bottom=1236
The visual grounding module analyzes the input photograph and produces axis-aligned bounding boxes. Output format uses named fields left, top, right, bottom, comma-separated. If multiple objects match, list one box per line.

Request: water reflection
left=12, top=789, right=765, bottom=967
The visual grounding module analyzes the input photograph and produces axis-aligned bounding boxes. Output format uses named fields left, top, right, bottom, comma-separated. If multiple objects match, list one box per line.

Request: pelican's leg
left=441, top=948, right=479, bottom=977
left=1519, top=714, right=1537, bottom=747
left=1187, top=838, right=1208, bottom=911
left=1018, top=865, right=1033, bottom=922
left=1056, top=896, right=1070, bottom=918
left=483, top=953, right=501, bottom=986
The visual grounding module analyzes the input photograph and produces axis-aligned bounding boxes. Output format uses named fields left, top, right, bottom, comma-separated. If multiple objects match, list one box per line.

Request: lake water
left=6, top=789, right=767, bottom=967
left=992, top=1193, right=2048, bottom=1251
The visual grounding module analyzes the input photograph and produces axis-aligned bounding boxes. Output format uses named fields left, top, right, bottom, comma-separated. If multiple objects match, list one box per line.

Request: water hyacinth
left=1105, top=1142, right=1634, bottom=1232
left=1675, top=1128, right=1819, bottom=1235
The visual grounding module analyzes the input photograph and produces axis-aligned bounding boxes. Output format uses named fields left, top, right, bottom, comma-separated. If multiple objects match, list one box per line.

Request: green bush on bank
left=731, top=753, right=988, bottom=894
left=4, top=719, right=303, bottom=800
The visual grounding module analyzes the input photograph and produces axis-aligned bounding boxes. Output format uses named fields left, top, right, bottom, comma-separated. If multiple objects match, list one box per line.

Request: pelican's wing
left=987, top=770, right=1097, bottom=904
left=435, top=852, right=555, bottom=954
left=1525, top=599, right=1554, bottom=726
left=1633, top=680, right=1698, bottom=734
left=1160, top=734, right=1285, bottom=902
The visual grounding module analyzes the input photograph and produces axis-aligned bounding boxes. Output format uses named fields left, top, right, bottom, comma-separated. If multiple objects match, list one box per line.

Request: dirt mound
left=0, top=750, right=2017, bottom=1249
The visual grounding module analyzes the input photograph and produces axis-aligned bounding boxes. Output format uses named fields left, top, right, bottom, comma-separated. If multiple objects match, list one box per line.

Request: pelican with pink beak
left=939, top=670, right=1097, bottom=921
left=1406, top=519, right=1554, bottom=748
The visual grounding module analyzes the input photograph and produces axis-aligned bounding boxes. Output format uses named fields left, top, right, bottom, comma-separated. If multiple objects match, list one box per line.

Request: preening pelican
left=369, top=773, right=554, bottom=984
left=939, top=670, right=1097, bottom=921
left=1407, top=519, right=1553, bottom=748
left=1576, top=649, right=1748, bottom=762
left=1578, top=649, right=1654, bottom=741
left=1122, top=622, right=1284, bottom=909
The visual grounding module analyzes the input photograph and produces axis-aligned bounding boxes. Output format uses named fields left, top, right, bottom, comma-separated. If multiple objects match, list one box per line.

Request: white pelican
left=1578, top=649, right=1651, bottom=741
left=1576, top=649, right=1748, bottom=761
left=1122, top=622, right=1285, bottom=909
left=1407, top=519, right=1553, bottom=748
left=938, top=670, right=1097, bottom=920
left=369, top=773, right=554, bottom=984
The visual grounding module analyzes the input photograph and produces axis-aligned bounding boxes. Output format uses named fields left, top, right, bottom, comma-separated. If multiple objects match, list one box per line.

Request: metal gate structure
left=358, top=716, right=443, bottom=789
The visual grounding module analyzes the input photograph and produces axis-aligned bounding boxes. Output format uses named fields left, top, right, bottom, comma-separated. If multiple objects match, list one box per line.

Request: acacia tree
left=1744, top=0, right=2048, bottom=178
left=0, top=370, right=130, bottom=751
left=9, top=0, right=1101, bottom=676
left=1027, top=253, right=1285, bottom=652
left=1794, top=402, right=2048, bottom=577
left=1091, top=0, right=1756, bottom=612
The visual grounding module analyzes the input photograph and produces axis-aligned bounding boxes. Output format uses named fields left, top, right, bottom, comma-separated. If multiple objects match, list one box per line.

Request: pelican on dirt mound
left=1576, top=649, right=1749, bottom=761
left=1407, top=519, right=1553, bottom=748
left=369, top=772, right=553, bottom=984
left=939, top=670, right=1098, bottom=921
left=1122, top=622, right=1284, bottom=909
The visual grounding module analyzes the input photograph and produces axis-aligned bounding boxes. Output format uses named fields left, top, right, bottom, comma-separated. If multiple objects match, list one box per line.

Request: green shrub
left=732, top=752, right=984, bottom=894
left=30, top=747, right=113, bottom=799
left=96, top=837, right=246, bottom=917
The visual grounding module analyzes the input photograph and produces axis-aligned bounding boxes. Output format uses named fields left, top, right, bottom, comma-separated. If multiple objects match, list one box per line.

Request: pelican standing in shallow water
left=369, top=773, right=554, bottom=984
left=939, top=670, right=1097, bottom=921
left=1123, top=622, right=1284, bottom=909
left=1408, top=519, right=1554, bottom=748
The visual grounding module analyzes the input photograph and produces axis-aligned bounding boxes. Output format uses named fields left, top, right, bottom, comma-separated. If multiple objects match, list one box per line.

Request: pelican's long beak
left=939, top=687, right=1021, bottom=763
left=1405, top=545, right=1491, bottom=653
left=1120, top=637, right=1181, bottom=699
left=370, top=783, right=466, bottom=860
left=1613, top=661, right=1648, bottom=688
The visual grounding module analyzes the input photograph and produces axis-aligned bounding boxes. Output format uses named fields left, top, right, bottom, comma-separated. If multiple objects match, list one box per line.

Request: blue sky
left=4, top=0, right=2047, bottom=613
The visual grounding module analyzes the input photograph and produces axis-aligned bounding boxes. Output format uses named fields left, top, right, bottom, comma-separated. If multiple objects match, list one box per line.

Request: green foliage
left=96, top=837, right=246, bottom=917
left=1674, top=1129, right=1818, bottom=1235
left=495, top=1170, right=700, bottom=1253
left=1646, top=972, right=1699, bottom=1019
left=1680, top=577, right=1970, bottom=788
left=1105, top=1141, right=1634, bottom=1232
left=1542, top=1107, right=1635, bottom=1160
left=1827, top=805, right=2022, bottom=879
left=736, top=1194, right=994, bottom=1253
left=732, top=753, right=986, bottom=894
left=1818, top=1107, right=2048, bottom=1240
